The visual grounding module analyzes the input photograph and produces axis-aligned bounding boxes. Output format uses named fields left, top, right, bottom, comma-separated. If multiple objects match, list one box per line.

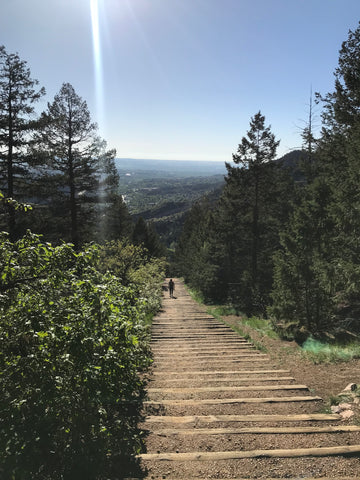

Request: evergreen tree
left=95, top=159, right=133, bottom=243
left=317, top=21, right=360, bottom=131
left=220, top=111, right=292, bottom=313
left=312, top=23, right=360, bottom=332
left=271, top=23, right=360, bottom=337
left=0, top=46, right=45, bottom=240
left=100, top=193, right=133, bottom=243
left=132, top=217, right=166, bottom=258
left=33, top=83, right=116, bottom=249
left=299, top=90, right=319, bottom=182
left=270, top=177, right=337, bottom=338
left=174, top=113, right=294, bottom=311
left=175, top=198, right=220, bottom=301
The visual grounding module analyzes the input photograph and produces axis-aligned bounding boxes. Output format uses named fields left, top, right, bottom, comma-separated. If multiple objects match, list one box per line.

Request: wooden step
left=152, top=331, right=237, bottom=336
left=141, top=279, right=360, bottom=479
left=152, top=345, right=255, bottom=352
left=152, top=325, right=233, bottom=330
left=145, top=413, right=341, bottom=424
left=151, top=425, right=360, bottom=436
left=153, top=358, right=269, bottom=368
left=147, top=384, right=308, bottom=394
left=151, top=340, right=252, bottom=346
left=153, top=351, right=257, bottom=357
left=139, top=444, right=360, bottom=461
left=154, top=352, right=265, bottom=359
left=151, top=376, right=295, bottom=384
left=145, top=395, right=322, bottom=406
left=151, top=369, right=291, bottom=376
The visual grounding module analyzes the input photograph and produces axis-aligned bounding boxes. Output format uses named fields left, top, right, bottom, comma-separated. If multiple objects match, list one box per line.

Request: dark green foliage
left=175, top=114, right=294, bottom=313
left=230, top=111, right=280, bottom=302
left=176, top=112, right=294, bottom=313
left=0, top=58, right=136, bottom=247
left=317, top=21, right=360, bottom=130
left=132, top=217, right=166, bottom=258
left=270, top=178, right=337, bottom=339
left=31, top=83, right=118, bottom=249
left=175, top=197, right=221, bottom=301
left=271, top=22, right=360, bottom=339
left=0, top=46, right=45, bottom=240
left=98, top=239, right=166, bottom=315
left=0, top=232, right=158, bottom=479
left=98, top=240, right=146, bottom=281
left=98, top=193, right=133, bottom=243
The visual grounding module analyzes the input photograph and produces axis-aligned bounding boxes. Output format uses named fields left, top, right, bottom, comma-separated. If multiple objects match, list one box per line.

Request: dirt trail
left=138, top=279, right=360, bottom=479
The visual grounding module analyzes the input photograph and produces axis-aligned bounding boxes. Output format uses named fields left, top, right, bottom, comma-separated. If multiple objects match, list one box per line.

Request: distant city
left=115, top=158, right=227, bottom=178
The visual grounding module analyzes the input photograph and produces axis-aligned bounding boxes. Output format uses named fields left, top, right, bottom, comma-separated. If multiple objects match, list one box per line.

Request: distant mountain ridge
left=115, top=158, right=227, bottom=177
left=115, top=151, right=305, bottom=178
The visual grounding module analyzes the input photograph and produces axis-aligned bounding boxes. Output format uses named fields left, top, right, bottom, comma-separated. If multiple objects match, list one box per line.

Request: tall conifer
left=0, top=46, right=45, bottom=239
left=221, top=112, right=291, bottom=313
left=271, top=22, right=360, bottom=337
left=34, top=83, right=116, bottom=248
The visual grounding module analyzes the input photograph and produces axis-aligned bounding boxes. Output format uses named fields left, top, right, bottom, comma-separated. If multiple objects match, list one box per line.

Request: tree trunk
left=252, top=171, right=259, bottom=296
left=7, top=100, right=15, bottom=242
left=68, top=148, right=79, bottom=250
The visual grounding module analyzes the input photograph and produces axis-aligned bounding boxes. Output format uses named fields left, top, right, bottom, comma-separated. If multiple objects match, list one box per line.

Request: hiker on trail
left=168, top=278, right=175, bottom=298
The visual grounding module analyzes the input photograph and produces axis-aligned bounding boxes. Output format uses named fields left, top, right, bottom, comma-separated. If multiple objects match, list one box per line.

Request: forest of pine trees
left=0, top=46, right=164, bottom=257
left=175, top=23, right=360, bottom=341
left=3, top=23, right=360, bottom=342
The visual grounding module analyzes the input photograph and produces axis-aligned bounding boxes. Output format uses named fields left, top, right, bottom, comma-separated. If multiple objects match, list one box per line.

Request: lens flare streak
left=90, top=0, right=104, bottom=130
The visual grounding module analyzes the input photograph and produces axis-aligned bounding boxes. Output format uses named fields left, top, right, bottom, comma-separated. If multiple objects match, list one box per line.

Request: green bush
left=0, top=232, right=152, bottom=479
left=129, top=257, right=167, bottom=317
left=98, top=239, right=166, bottom=317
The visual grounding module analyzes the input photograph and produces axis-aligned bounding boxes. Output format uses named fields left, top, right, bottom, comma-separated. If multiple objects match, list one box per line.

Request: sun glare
left=90, top=0, right=104, bottom=130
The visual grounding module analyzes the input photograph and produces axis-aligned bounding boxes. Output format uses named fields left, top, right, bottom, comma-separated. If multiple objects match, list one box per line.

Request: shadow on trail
left=0, top=391, right=150, bottom=480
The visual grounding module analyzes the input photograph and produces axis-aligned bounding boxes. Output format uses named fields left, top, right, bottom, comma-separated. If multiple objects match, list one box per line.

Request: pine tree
left=33, top=83, right=116, bottom=249
left=100, top=193, right=133, bottom=243
left=0, top=46, right=45, bottom=240
left=95, top=158, right=133, bottom=243
left=271, top=23, right=360, bottom=338
left=132, top=217, right=166, bottom=258
left=270, top=177, right=337, bottom=338
left=221, top=111, right=291, bottom=314
left=317, top=21, right=360, bottom=131
left=175, top=198, right=221, bottom=301
left=314, top=22, right=360, bottom=332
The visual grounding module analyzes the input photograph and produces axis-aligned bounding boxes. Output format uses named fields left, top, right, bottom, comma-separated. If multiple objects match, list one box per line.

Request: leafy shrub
left=99, top=240, right=166, bottom=317
left=129, top=257, right=167, bottom=316
left=98, top=240, right=145, bottom=282
left=0, top=232, right=153, bottom=479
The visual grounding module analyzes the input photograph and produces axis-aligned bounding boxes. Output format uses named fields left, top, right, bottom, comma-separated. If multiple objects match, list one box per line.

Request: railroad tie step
left=144, top=413, right=342, bottom=424
left=144, top=395, right=322, bottom=406
left=139, top=444, right=360, bottom=461
left=151, top=369, right=291, bottom=376
left=147, top=384, right=309, bottom=394
left=151, top=425, right=360, bottom=436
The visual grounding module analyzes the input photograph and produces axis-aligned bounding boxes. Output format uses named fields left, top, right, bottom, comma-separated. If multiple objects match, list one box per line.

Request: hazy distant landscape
left=115, top=158, right=227, bottom=178
left=116, top=158, right=226, bottom=248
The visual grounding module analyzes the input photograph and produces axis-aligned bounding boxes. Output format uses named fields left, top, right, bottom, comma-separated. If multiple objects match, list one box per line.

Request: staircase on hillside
left=137, top=278, right=360, bottom=480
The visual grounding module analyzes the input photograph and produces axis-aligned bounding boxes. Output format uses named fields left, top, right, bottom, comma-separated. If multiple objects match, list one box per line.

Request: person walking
left=168, top=278, right=175, bottom=298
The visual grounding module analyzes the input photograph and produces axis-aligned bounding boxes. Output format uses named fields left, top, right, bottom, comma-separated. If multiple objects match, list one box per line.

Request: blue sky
left=1, top=0, right=360, bottom=161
